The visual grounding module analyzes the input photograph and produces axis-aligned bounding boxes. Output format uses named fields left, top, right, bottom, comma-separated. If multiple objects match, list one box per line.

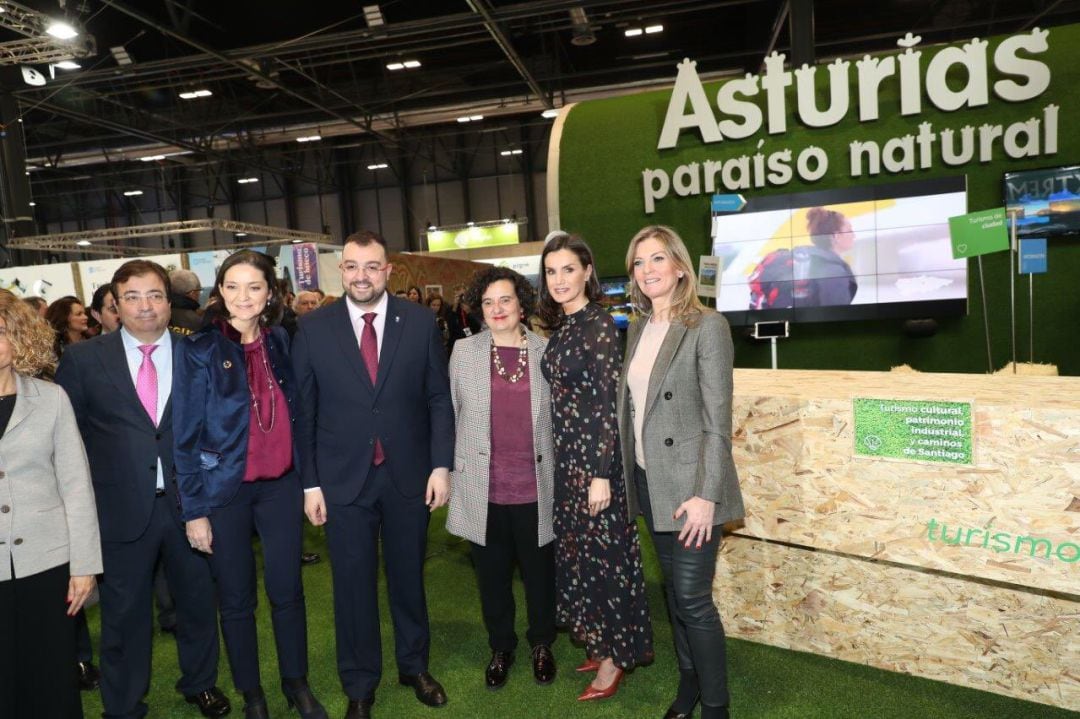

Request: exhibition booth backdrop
left=551, top=23, right=1080, bottom=377
left=550, top=22, right=1080, bottom=711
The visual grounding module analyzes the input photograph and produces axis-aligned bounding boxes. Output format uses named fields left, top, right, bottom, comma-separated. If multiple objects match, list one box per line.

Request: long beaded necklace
left=491, top=329, right=528, bottom=383
left=246, top=338, right=277, bottom=432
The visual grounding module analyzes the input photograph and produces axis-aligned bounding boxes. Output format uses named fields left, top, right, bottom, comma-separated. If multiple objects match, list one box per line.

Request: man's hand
left=304, top=488, right=327, bottom=526
left=426, top=468, right=450, bottom=511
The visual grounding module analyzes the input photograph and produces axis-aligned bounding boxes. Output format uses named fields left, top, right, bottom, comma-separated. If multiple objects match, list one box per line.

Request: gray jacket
left=0, top=373, right=102, bottom=581
left=446, top=329, right=556, bottom=547
left=617, top=310, right=745, bottom=532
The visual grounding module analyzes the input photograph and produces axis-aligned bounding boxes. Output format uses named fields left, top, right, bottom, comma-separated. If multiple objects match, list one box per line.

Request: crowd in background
left=1, top=228, right=742, bottom=719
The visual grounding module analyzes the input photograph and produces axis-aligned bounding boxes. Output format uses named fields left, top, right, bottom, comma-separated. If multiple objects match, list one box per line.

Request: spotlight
left=46, top=21, right=78, bottom=40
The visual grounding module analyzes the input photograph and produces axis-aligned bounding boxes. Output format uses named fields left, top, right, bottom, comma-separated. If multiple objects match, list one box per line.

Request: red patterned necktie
left=360, top=312, right=385, bottom=466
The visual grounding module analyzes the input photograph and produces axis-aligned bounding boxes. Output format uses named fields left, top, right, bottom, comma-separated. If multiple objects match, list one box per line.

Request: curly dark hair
left=536, top=233, right=602, bottom=331
left=464, top=266, right=538, bottom=324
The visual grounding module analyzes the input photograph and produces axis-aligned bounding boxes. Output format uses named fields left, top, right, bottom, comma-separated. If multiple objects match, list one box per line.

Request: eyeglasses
left=340, top=262, right=388, bottom=275
left=119, top=291, right=167, bottom=305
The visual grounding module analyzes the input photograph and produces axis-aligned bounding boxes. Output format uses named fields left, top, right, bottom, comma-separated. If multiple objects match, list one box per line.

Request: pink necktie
left=136, top=344, right=158, bottom=426
left=360, top=313, right=385, bottom=466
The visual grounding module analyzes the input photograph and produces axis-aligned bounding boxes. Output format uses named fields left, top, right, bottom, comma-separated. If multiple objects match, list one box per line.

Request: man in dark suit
left=293, top=231, right=454, bottom=719
left=56, top=260, right=229, bottom=719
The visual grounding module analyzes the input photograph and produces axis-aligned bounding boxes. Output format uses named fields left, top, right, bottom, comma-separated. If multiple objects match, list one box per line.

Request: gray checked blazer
left=445, top=328, right=556, bottom=547
left=0, top=372, right=103, bottom=582
left=617, top=310, right=745, bottom=532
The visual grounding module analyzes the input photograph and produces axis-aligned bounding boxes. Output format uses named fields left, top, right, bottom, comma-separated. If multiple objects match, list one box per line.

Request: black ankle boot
left=242, top=687, right=270, bottom=719
left=282, top=677, right=328, bottom=719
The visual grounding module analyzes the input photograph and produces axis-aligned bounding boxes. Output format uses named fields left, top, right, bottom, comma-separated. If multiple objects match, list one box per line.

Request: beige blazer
left=617, top=310, right=745, bottom=532
left=0, top=373, right=102, bottom=581
left=445, top=329, right=556, bottom=547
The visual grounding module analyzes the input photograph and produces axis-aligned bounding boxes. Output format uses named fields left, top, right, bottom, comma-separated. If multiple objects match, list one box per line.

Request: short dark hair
left=90, top=283, right=116, bottom=314
left=465, top=266, right=538, bottom=323
left=537, top=233, right=602, bottom=330
left=112, top=260, right=171, bottom=298
left=344, top=230, right=387, bottom=250
left=206, top=250, right=283, bottom=326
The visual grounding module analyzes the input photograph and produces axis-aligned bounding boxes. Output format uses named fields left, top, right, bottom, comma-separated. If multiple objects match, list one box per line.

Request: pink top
left=242, top=336, right=293, bottom=482
left=489, top=347, right=537, bottom=504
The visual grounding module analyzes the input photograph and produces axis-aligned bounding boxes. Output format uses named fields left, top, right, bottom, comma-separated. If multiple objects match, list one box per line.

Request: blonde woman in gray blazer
left=618, top=226, right=745, bottom=719
left=445, top=267, right=558, bottom=691
left=0, top=289, right=102, bottom=718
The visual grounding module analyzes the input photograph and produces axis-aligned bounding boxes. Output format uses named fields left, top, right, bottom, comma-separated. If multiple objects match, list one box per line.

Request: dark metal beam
left=465, top=0, right=552, bottom=107
left=788, top=0, right=814, bottom=66
left=101, top=0, right=402, bottom=148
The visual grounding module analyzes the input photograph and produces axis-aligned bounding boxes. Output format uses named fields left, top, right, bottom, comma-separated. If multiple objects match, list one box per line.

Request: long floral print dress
left=541, top=302, right=653, bottom=668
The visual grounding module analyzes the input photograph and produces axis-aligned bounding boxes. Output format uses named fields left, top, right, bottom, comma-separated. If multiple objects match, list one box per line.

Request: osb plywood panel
left=714, top=536, right=1080, bottom=710
left=731, top=369, right=1080, bottom=596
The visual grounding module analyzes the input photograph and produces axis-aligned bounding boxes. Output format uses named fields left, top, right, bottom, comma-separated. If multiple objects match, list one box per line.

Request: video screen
left=1003, top=164, right=1080, bottom=239
left=599, top=278, right=631, bottom=330
left=711, top=177, right=968, bottom=326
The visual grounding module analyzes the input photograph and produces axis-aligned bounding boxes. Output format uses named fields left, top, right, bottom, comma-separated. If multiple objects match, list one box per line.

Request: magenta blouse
left=242, top=336, right=293, bottom=482
left=489, top=346, right=537, bottom=504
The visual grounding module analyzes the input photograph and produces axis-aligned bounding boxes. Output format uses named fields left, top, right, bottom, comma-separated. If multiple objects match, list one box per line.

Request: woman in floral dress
left=538, top=233, right=652, bottom=701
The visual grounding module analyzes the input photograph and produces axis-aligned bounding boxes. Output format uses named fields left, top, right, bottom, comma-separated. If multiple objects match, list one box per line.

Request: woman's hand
left=186, top=517, right=213, bottom=554
left=588, top=478, right=611, bottom=517
left=674, top=496, right=716, bottom=548
left=66, top=575, right=96, bottom=616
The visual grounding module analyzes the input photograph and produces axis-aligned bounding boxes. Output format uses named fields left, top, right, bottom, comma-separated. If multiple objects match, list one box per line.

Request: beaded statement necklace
left=491, top=329, right=528, bottom=383
left=246, top=338, right=277, bottom=433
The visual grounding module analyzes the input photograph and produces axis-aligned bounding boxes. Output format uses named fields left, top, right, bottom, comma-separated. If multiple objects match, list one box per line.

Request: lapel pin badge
left=395, top=315, right=400, bottom=323
left=223, top=360, right=233, bottom=369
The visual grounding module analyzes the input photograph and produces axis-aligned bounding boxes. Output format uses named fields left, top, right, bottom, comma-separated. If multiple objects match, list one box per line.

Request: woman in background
left=0, top=289, right=102, bottom=719
left=539, top=234, right=652, bottom=702
left=426, top=294, right=451, bottom=353
left=619, top=226, right=745, bottom=719
left=797, top=206, right=858, bottom=306
left=173, top=251, right=326, bottom=719
left=446, top=267, right=557, bottom=691
left=45, top=296, right=90, bottom=357
left=406, top=285, right=423, bottom=304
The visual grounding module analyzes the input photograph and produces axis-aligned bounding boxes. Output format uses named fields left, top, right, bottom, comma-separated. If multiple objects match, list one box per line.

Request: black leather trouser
left=635, top=464, right=729, bottom=709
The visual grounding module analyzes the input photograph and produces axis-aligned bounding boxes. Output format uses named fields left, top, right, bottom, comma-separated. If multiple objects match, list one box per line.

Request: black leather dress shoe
left=184, top=686, right=231, bottom=718
left=663, top=709, right=693, bottom=719
left=531, top=644, right=556, bottom=685
left=282, top=677, right=328, bottom=719
left=301, top=552, right=321, bottom=566
left=76, top=661, right=100, bottom=691
left=485, top=651, right=514, bottom=690
left=344, top=698, right=373, bottom=719
left=398, top=671, right=447, bottom=707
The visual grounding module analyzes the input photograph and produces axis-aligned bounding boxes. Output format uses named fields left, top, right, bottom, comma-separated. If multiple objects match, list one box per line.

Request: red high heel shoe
left=575, top=657, right=601, bottom=673
left=577, top=668, right=624, bottom=701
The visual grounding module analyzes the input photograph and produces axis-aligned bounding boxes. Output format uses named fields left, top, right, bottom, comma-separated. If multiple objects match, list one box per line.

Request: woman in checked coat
left=445, top=266, right=558, bottom=691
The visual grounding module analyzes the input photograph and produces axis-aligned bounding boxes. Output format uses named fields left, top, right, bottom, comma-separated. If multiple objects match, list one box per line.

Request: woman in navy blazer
left=173, top=251, right=327, bottom=719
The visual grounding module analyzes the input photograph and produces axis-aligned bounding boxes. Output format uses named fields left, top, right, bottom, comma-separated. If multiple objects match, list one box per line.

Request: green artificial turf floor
left=79, top=511, right=1076, bottom=719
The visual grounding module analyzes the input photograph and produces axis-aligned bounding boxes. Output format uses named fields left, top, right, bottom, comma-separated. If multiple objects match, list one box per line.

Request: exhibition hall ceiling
left=10, top=0, right=1080, bottom=170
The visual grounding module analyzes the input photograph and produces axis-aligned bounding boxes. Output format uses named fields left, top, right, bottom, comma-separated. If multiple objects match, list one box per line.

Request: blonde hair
left=0, top=289, right=58, bottom=376
left=625, top=225, right=705, bottom=327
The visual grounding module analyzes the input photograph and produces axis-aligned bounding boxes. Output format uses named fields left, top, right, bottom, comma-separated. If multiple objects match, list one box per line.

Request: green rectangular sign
left=853, top=398, right=973, bottom=465
left=947, top=208, right=1009, bottom=259
left=426, top=224, right=519, bottom=252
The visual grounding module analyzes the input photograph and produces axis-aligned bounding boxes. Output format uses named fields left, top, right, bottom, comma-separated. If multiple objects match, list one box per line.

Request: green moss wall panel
left=556, top=25, right=1080, bottom=375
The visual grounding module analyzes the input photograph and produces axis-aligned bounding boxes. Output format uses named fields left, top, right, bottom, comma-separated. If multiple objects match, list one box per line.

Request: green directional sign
left=426, top=224, right=519, bottom=252
left=947, top=207, right=1009, bottom=259
left=853, top=397, right=974, bottom=465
